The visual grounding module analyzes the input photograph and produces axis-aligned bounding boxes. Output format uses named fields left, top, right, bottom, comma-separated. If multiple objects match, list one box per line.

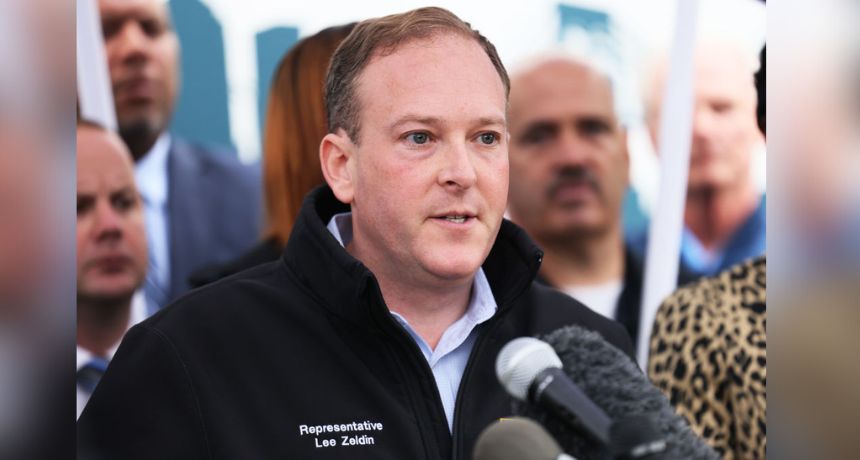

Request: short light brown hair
left=324, top=7, right=509, bottom=142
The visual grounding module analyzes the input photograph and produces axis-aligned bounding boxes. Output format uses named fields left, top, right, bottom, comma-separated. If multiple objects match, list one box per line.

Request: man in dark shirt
left=506, top=56, right=689, bottom=353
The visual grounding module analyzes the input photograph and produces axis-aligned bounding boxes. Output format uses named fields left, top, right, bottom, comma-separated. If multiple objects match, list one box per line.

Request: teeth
left=445, top=216, right=467, bottom=224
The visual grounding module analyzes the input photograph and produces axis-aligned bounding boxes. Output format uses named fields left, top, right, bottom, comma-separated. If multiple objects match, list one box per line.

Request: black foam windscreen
left=513, top=325, right=718, bottom=460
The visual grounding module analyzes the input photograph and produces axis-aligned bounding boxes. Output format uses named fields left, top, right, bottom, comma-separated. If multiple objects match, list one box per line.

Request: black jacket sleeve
left=77, top=324, right=210, bottom=460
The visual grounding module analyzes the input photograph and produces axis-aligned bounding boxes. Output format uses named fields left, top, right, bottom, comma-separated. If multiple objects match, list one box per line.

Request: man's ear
left=320, top=129, right=356, bottom=204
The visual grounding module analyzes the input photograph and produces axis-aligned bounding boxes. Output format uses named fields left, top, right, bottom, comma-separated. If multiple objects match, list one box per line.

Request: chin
left=118, top=116, right=162, bottom=138
left=83, top=278, right=138, bottom=299
left=547, top=214, right=605, bottom=236
left=421, top=251, right=486, bottom=282
left=689, top=174, right=732, bottom=192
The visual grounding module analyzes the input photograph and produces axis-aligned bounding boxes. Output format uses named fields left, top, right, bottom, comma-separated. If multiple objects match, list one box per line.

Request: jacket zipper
left=449, top=256, right=540, bottom=459
left=366, top=277, right=452, bottom=459
left=449, top=319, right=494, bottom=459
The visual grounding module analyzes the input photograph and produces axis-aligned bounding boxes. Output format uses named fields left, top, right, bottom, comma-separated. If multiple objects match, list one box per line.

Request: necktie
left=141, top=192, right=169, bottom=315
left=143, top=242, right=169, bottom=314
left=77, top=357, right=109, bottom=396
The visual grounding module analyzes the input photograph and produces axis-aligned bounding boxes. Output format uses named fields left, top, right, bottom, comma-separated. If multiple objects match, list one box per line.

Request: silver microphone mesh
left=496, top=337, right=562, bottom=401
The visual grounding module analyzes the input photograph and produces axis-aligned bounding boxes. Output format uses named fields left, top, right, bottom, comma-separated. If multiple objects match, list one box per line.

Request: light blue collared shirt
left=135, top=133, right=171, bottom=313
left=680, top=196, right=767, bottom=276
left=326, top=212, right=497, bottom=431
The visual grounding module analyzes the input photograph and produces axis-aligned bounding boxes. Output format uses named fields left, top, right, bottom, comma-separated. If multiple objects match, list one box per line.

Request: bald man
left=76, top=121, right=149, bottom=418
left=506, top=57, right=692, bottom=352
left=646, top=43, right=766, bottom=276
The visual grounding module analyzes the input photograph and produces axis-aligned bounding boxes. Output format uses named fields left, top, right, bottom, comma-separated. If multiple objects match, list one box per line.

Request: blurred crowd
left=1, top=0, right=859, bottom=457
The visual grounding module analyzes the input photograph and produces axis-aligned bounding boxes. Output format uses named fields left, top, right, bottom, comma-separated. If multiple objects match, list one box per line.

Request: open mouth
left=432, top=214, right=476, bottom=225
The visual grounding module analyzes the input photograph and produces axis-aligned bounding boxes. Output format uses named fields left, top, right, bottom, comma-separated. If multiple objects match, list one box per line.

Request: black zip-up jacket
left=78, top=186, right=635, bottom=460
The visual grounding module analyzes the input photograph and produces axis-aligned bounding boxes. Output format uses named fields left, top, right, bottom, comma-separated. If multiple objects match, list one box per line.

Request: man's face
left=650, top=47, right=762, bottom=193
left=76, top=127, right=147, bottom=303
left=99, top=0, right=179, bottom=141
left=507, top=60, right=628, bottom=243
left=345, top=34, right=508, bottom=287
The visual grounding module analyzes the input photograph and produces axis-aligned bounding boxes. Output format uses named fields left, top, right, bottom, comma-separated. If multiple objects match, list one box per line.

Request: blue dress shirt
left=681, top=196, right=766, bottom=276
left=135, top=133, right=172, bottom=314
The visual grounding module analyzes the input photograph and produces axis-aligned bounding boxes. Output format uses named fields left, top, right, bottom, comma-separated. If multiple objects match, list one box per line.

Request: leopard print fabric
left=648, top=257, right=766, bottom=459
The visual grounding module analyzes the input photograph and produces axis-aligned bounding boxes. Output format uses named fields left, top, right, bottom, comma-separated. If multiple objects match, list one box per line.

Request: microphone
left=510, top=326, right=718, bottom=460
left=473, top=416, right=575, bottom=460
left=496, top=337, right=612, bottom=446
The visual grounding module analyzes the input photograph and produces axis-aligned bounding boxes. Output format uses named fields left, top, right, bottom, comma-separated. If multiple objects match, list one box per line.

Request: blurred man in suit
left=76, top=121, right=149, bottom=418
left=98, top=0, right=261, bottom=312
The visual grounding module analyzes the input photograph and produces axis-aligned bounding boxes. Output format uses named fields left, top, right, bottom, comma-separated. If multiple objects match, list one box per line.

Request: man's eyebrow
left=476, top=116, right=507, bottom=128
left=388, top=115, right=444, bottom=132
left=521, top=120, right=558, bottom=132
left=100, top=9, right=165, bottom=24
left=388, top=115, right=506, bottom=132
left=110, top=186, right=137, bottom=197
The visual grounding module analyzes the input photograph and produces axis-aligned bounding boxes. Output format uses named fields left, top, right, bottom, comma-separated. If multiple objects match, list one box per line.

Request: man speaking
left=77, top=8, right=633, bottom=459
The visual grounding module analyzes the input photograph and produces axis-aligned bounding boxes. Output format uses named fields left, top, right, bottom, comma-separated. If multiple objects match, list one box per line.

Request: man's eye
left=479, top=133, right=498, bottom=145
left=115, top=198, right=133, bottom=211
left=77, top=197, right=94, bottom=216
left=101, top=21, right=120, bottom=40
left=711, top=101, right=732, bottom=114
left=141, top=19, right=166, bottom=38
left=519, top=125, right=556, bottom=146
left=111, top=193, right=136, bottom=212
left=407, top=132, right=430, bottom=145
left=579, top=119, right=610, bottom=136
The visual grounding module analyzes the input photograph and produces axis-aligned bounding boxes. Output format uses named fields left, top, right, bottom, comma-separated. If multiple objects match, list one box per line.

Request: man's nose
left=93, top=201, right=123, bottom=241
left=112, top=22, right=151, bottom=65
left=550, top=128, right=589, bottom=168
left=692, top=110, right=717, bottom=144
left=438, top=140, right=478, bottom=190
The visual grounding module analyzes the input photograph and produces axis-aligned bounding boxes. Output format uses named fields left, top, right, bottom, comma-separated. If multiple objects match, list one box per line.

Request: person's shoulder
left=528, top=281, right=609, bottom=323
left=143, top=259, right=297, bottom=337
left=171, top=137, right=260, bottom=179
left=661, top=256, right=766, bottom=321
left=526, top=282, right=636, bottom=358
left=188, top=239, right=283, bottom=288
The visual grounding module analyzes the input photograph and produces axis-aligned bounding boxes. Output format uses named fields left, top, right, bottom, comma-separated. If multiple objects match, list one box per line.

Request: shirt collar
left=390, top=268, right=496, bottom=365
left=326, top=212, right=497, bottom=361
left=326, top=212, right=354, bottom=248
left=134, top=132, right=171, bottom=207
left=76, top=290, right=149, bottom=371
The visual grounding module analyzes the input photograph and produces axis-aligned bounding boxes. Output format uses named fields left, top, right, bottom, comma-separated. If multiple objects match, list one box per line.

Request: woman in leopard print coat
left=648, top=257, right=766, bottom=459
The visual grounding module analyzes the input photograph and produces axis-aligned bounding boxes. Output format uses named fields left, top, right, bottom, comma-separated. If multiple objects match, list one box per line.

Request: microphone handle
left=530, top=367, right=612, bottom=446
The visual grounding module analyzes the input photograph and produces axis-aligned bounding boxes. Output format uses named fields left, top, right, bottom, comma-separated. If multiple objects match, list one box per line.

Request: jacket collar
left=282, top=185, right=544, bottom=326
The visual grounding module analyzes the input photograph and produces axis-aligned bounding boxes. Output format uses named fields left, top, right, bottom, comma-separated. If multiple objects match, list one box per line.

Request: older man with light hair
left=644, top=40, right=766, bottom=276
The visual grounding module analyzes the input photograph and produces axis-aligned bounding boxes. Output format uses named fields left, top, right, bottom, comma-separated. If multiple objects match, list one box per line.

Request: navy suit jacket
left=166, top=138, right=262, bottom=302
